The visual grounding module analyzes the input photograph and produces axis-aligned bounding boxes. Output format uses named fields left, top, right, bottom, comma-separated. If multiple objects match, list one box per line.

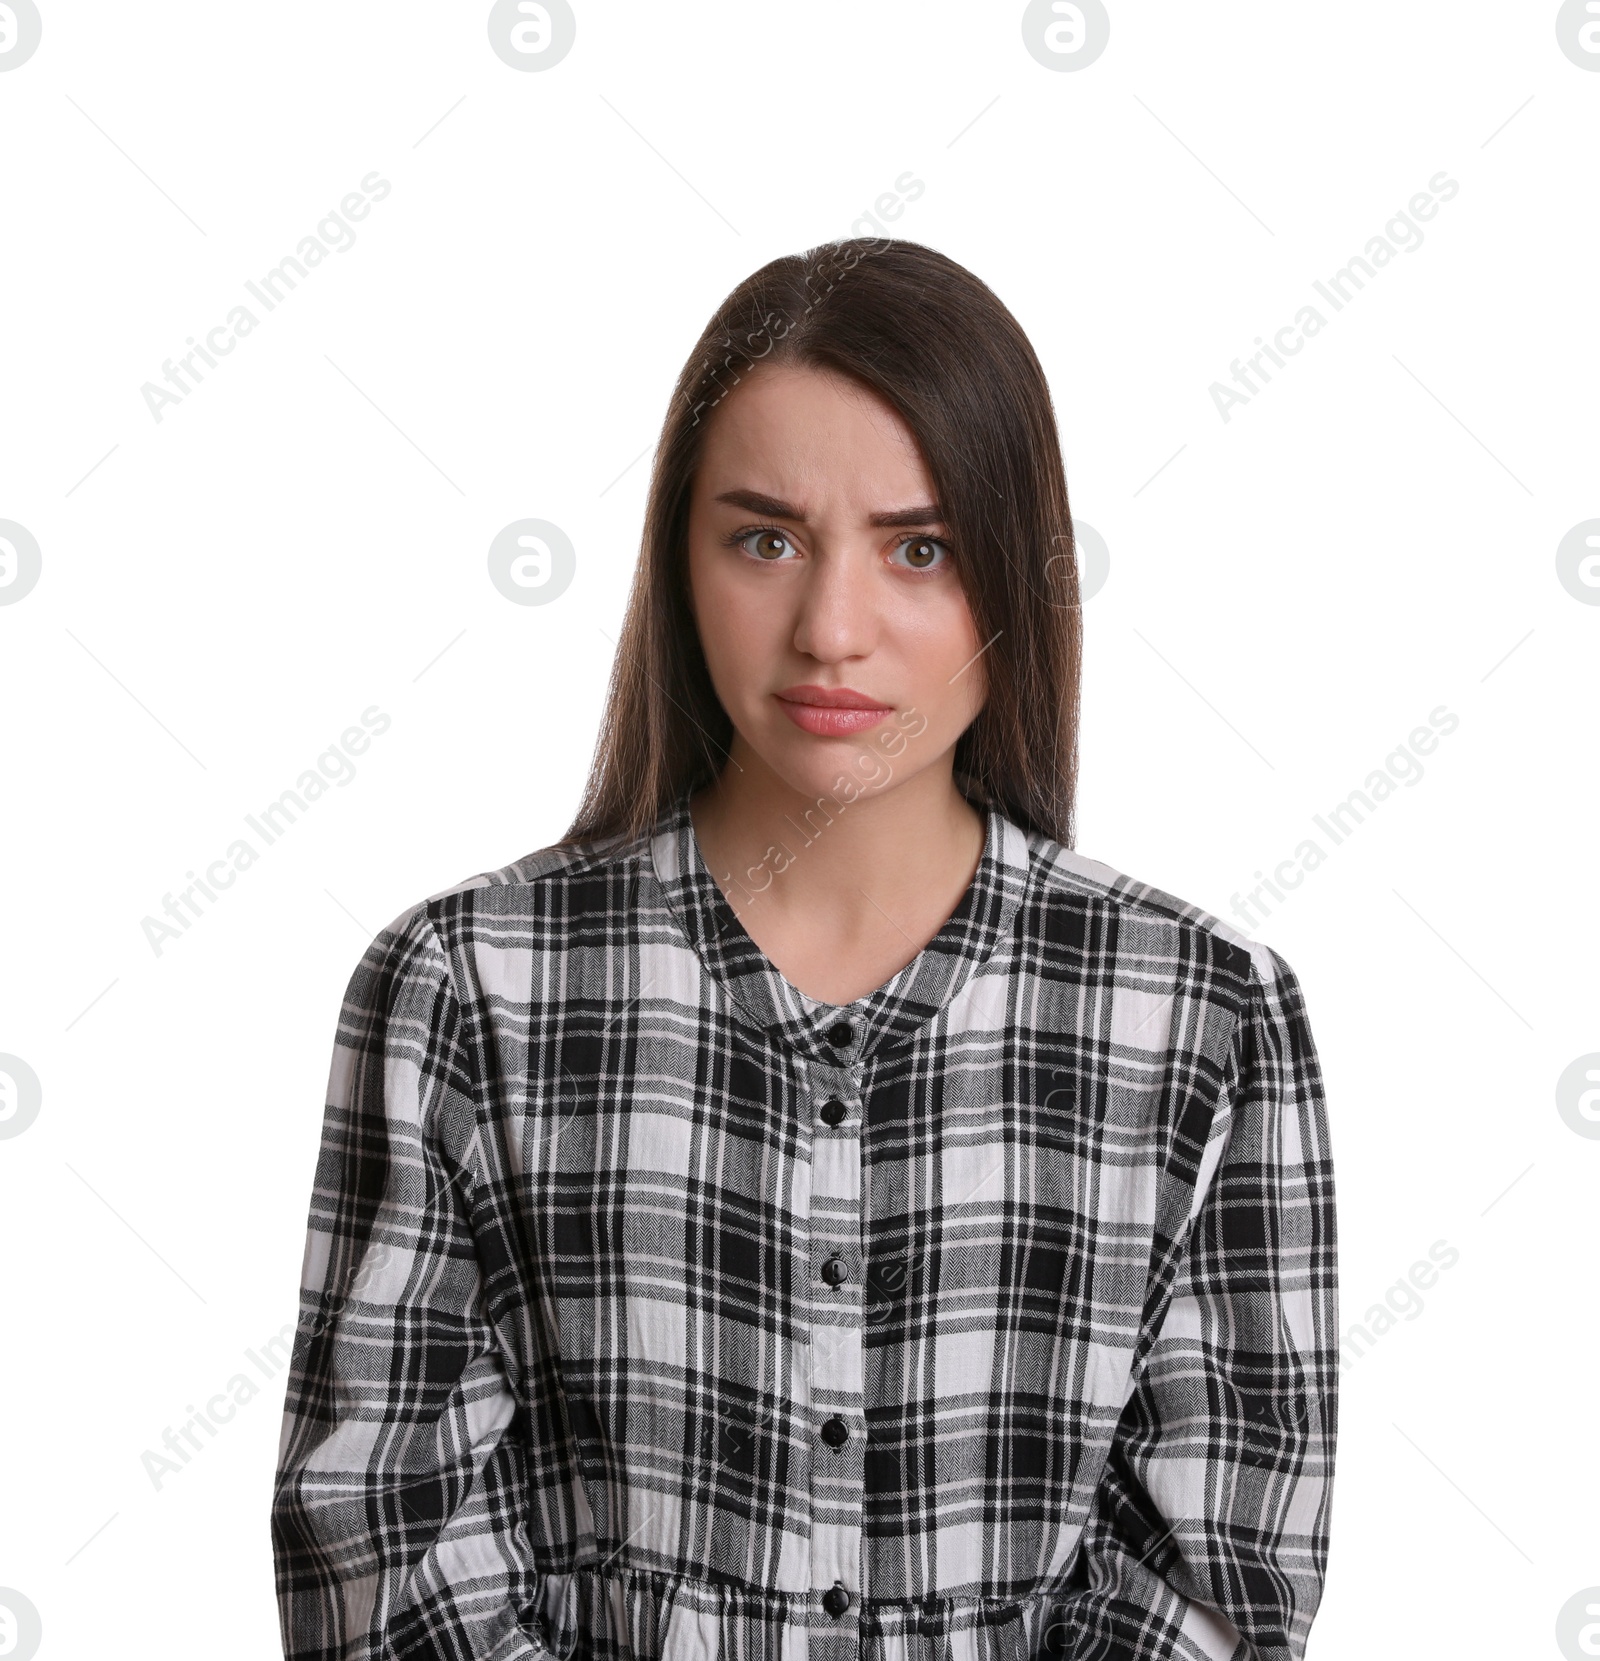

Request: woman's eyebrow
left=870, top=503, right=946, bottom=528
left=712, top=487, right=945, bottom=527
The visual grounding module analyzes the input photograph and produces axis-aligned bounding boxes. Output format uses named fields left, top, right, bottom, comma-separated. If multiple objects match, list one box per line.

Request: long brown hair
left=560, top=236, right=1082, bottom=849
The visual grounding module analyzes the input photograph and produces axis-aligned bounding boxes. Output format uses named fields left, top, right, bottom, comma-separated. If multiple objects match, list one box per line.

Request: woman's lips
left=774, top=689, right=893, bottom=736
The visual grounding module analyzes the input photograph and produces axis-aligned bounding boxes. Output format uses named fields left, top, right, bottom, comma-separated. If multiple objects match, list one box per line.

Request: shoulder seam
left=409, top=903, right=485, bottom=1199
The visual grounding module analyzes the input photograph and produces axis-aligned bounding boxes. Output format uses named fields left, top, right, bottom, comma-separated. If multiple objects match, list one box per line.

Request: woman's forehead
left=693, top=371, right=934, bottom=508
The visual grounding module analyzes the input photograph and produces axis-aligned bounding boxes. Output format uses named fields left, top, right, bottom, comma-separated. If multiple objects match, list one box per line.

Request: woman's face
left=685, top=363, right=986, bottom=806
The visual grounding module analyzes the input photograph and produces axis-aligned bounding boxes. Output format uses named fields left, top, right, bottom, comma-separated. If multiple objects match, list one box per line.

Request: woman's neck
left=688, top=755, right=987, bottom=1005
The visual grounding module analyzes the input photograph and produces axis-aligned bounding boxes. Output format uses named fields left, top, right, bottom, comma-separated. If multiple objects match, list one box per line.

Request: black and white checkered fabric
left=272, top=784, right=1337, bottom=1661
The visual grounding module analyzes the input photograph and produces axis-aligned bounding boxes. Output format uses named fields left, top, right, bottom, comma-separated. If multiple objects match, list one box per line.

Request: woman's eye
left=735, top=529, right=798, bottom=562
left=891, top=536, right=950, bottom=572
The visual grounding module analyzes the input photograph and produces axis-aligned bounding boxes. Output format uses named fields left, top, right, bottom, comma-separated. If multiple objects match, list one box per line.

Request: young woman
left=272, top=239, right=1337, bottom=1661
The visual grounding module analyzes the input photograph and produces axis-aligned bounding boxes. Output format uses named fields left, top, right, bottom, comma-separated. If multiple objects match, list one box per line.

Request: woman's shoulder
left=437, top=828, right=641, bottom=902
left=353, top=828, right=650, bottom=984
left=1018, top=823, right=1297, bottom=995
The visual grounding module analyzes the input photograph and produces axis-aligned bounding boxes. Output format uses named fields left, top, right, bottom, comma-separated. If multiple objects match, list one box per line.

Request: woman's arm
left=271, top=903, right=541, bottom=1661
left=1052, top=947, right=1339, bottom=1661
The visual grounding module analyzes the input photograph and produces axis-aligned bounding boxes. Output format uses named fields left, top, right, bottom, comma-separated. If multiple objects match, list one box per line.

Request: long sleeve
left=1054, top=946, right=1339, bottom=1660
left=271, top=903, right=541, bottom=1661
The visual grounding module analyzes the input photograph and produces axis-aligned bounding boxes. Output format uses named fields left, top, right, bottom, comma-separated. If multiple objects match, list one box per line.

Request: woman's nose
left=790, top=546, right=881, bottom=662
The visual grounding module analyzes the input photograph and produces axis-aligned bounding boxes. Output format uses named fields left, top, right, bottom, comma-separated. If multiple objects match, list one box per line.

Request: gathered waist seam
left=537, top=1560, right=1066, bottom=1617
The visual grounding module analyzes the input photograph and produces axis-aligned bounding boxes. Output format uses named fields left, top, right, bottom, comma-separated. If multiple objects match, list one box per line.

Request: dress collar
left=647, top=782, right=1033, bottom=1066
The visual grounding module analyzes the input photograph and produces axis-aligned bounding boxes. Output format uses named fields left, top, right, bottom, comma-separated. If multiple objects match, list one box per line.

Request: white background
left=1, top=3, right=1596, bottom=1657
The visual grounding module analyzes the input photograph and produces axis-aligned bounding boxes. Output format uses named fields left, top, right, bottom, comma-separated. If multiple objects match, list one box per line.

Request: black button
left=822, top=1584, right=851, bottom=1618
left=819, top=1100, right=847, bottom=1126
left=820, top=1415, right=849, bottom=1447
left=821, top=1255, right=849, bottom=1287
left=825, top=1020, right=854, bottom=1048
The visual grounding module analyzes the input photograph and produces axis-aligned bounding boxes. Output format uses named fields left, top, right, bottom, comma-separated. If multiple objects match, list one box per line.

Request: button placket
left=806, top=1050, right=863, bottom=1644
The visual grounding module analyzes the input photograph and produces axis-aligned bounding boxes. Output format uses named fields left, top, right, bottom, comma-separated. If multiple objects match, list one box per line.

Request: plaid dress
left=271, top=784, right=1337, bottom=1661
